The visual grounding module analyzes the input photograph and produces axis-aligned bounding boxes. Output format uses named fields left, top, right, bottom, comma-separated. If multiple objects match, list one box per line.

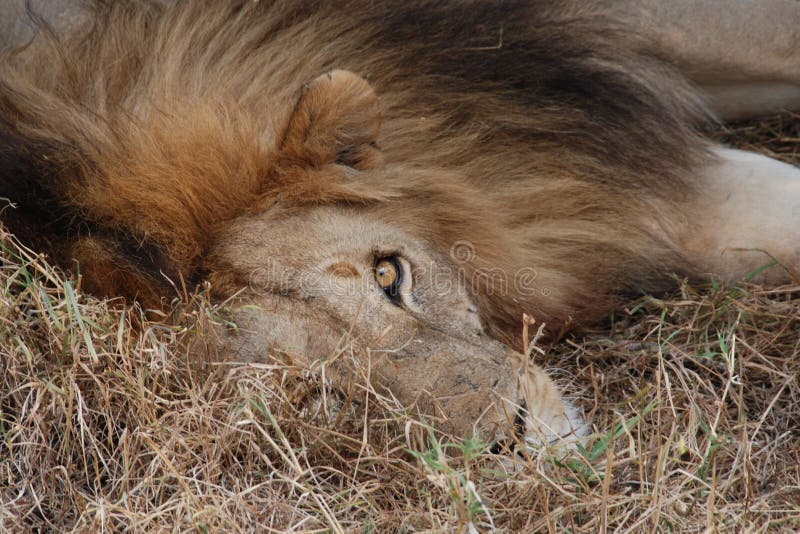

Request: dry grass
left=2, top=114, right=799, bottom=532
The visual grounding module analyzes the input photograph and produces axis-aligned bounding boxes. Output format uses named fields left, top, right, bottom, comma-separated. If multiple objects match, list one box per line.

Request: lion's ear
left=280, top=70, right=383, bottom=170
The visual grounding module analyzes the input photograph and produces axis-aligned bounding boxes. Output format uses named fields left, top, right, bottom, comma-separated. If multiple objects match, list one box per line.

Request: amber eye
left=375, top=257, right=402, bottom=298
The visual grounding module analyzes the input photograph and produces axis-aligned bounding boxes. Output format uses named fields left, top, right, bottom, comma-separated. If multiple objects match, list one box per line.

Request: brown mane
left=0, top=0, right=711, bottom=342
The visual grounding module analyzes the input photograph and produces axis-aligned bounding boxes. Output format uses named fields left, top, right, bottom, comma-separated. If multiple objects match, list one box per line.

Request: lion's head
left=0, top=34, right=585, bottom=446
left=184, top=71, right=587, bottom=444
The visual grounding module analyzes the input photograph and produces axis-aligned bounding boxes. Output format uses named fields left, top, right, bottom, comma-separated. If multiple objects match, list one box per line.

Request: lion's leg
left=597, top=0, right=800, bottom=120
left=682, top=146, right=800, bottom=284
left=700, top=84, right=800, bottom=123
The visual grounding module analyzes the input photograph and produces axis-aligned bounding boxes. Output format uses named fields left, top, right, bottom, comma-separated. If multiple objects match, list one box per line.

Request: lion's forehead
left=215, top=207, right=426, bottom=272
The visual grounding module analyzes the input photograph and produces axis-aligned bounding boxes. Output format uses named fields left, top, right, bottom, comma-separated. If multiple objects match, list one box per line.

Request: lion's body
left=1, top=0, right=799, bottom=443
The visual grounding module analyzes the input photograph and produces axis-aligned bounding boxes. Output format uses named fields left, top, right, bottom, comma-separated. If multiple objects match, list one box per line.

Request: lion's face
left=209, top=205, right=584, bottom=444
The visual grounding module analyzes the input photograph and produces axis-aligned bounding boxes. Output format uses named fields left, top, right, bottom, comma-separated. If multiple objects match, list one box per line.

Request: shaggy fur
left=0, top=0, right=710, bottom=343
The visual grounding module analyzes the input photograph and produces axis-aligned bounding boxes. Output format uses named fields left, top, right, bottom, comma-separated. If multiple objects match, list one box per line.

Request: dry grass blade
left=1, top=114, right=799, bottom=532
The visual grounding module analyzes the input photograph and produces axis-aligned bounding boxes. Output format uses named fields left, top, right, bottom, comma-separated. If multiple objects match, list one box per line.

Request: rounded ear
left=280, top=70, right=383, bottom=170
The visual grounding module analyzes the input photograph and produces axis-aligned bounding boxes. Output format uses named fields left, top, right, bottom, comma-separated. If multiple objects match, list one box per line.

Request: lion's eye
left=375, top=257, right=402, bottom=298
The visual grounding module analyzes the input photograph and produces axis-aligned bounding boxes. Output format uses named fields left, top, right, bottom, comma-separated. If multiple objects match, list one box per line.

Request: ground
left=1, top=114, right=799, bottom=532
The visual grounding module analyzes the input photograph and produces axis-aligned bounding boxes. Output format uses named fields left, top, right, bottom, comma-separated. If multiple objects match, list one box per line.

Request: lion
left=1, top=0, right=799, bottom=448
